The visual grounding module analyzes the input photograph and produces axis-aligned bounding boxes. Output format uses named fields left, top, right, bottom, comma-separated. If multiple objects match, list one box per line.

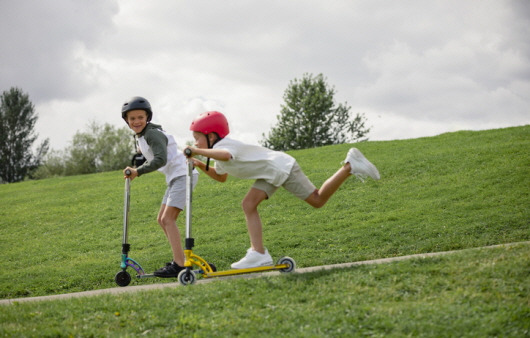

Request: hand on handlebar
left=184, top=147, right=193, bottom=157
left=123, top=167, right=138, bottom=180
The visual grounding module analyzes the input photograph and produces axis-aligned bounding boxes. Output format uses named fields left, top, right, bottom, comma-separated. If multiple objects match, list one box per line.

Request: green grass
left=1, top=244, right=528, bottom=337
left=0, top=125, right=529, bottom=336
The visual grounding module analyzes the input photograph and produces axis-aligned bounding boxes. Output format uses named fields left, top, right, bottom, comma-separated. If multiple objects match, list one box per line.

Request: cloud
left=346, top=1, right=530, bottom=138
left=0, top=1, right=118, bottom=102
left=1, top=0, right=528, bottom=151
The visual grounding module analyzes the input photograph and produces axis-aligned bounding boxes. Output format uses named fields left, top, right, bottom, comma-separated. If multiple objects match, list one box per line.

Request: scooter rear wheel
left=115, top=270, right=131, bottom=287
left=277, top=257, right=296, bottom=273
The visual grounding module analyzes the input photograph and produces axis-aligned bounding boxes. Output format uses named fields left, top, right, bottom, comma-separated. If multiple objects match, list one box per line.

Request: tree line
left=34, top=122, right=134, bottom=179
left=0, top=88, right=134, bottom=183
left=0, top=74, right=370, bottom=183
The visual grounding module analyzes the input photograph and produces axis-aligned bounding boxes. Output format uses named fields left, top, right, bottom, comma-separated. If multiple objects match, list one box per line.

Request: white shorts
left=162, top=173, right=198, bottom=210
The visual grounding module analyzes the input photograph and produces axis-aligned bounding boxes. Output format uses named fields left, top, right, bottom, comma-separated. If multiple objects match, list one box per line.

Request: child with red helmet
left=185, top=111, right=380, bottom=269
left=121, top=96, right=198, bottom=277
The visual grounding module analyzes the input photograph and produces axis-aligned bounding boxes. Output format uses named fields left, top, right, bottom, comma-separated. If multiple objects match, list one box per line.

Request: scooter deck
left=200, top=263, right=290, bottom=278
left=134, top=264, right=290, bottom=280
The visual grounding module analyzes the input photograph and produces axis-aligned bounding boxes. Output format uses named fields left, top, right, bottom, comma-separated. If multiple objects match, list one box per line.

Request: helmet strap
left=205, top=133, right=221, bottom=171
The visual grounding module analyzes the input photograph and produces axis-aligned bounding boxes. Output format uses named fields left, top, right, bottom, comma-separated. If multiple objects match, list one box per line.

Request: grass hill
left=0, top=125, right=528, bottom=336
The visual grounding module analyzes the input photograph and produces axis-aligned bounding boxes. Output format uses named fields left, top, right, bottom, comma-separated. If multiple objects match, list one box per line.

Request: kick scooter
left=114, top=169, right=154, bottom=287
left=177, top=149, right=296, bottom=286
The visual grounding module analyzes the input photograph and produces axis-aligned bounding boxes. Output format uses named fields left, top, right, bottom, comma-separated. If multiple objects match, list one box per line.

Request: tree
left=261, top=73, right=370, bottom=151
left=65, top=121, right=133, bottom=175
left=0, top=87, right=49, bottom=183
left=35, top=121, right=134, bottom=178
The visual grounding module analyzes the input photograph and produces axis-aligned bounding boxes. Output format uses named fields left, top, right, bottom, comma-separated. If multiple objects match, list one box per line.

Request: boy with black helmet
left=122, top=96, right=198, bottom=277
left=185, top=111, right=380, bottom=269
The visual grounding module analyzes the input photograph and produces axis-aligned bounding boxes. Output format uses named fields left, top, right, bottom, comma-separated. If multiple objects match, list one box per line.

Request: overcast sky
left=1, top=1, right=529, bottom=151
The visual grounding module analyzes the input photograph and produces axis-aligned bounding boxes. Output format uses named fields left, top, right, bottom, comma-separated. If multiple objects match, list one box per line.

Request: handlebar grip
left=184, top=148, right=192, bottom=157
left=125, top=169, right=132, bottom=176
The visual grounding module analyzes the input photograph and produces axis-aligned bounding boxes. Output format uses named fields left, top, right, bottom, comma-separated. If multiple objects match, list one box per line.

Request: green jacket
left=136, top=123, right=168, bottom=176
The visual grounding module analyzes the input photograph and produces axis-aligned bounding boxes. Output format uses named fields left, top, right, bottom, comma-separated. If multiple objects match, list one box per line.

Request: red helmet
left=190, top=111, right=230, bottom=138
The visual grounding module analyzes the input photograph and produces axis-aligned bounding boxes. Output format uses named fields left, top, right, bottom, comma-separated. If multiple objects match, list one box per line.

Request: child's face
left=193, top=131, right=209, bottom=149
left=126, top=110, right=148, bottom=134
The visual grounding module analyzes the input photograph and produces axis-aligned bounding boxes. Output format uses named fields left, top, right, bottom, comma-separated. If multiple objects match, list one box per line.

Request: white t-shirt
left=213, top=137, right=295, bottom=187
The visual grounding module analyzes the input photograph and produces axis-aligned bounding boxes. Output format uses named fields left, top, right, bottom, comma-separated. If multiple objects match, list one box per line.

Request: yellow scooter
left=178, top=150, right=296, bottom=285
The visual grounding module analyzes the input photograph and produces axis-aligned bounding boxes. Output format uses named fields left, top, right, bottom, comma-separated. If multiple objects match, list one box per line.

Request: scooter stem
left=185, top=158, right=193, bottom=245
left=122, top=176, right=131, bottom=245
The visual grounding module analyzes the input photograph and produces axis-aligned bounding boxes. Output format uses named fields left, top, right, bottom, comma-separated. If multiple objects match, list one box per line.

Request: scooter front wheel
left=178, top=269, right=196, bottom=286
left=115, top=270, right=131, bottom=287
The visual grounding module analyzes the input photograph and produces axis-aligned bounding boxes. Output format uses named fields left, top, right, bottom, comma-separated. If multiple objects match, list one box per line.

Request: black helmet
left=121, top=96, right=153, bottom=122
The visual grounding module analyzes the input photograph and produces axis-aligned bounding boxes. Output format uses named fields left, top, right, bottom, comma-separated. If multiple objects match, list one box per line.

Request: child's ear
left=208, top=133, right=219, bottom=143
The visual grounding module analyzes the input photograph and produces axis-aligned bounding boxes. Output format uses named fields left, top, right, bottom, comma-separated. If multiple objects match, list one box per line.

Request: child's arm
left=185, top=146, right=229, bottom=182
left=136, top=133, right=167, bottom=176
left=188, top=147, right=232, bottom=162
left=123, top=130, right=167, bottom=181
left=191, top=158, right=228, bottom=182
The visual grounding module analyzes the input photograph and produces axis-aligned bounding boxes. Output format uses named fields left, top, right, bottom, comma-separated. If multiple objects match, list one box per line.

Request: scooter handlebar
left=184, top=148, right=192, bottom=157
left=125, top=169, right=132, bottom=176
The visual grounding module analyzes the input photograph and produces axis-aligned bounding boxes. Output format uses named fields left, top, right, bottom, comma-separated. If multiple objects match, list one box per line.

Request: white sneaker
left=231, top=248, right=273, bottom=269
left=344, top=148, right=380, bottom=180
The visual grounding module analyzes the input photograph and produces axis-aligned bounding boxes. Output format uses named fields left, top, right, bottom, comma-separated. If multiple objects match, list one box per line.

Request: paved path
left=1, top=241, right=527, bottom=305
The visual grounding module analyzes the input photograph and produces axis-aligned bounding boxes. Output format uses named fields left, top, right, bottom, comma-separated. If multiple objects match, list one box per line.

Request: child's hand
left=123, top=167, right=138, bottom=180
left=191, top=158, right=203, bottom=169
left=183, top=147, right=193, bottom=157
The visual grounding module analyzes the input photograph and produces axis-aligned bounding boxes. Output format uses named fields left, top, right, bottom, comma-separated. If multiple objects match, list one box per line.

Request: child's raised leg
left=305, top=147, right=380, bottom=208
left=304, top=165, right=351, bottom=208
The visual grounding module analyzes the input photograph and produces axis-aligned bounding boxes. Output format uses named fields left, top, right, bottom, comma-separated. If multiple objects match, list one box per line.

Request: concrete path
left=1, top=241, right=527, bottom=305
